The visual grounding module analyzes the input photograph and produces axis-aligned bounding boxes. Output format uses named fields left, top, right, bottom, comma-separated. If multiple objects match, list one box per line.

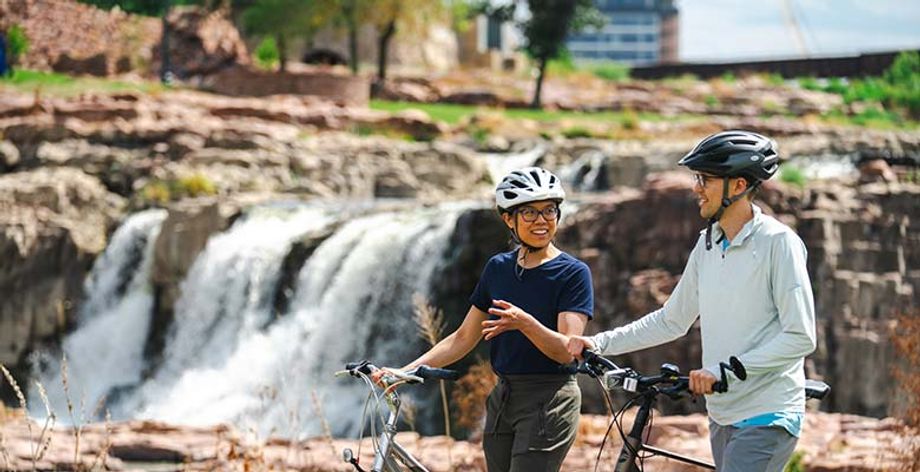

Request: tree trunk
left=377, top=19, right=396, bottom=83
left=277, top=34, right=287, bottom=72
left=531, top=57, right=547, bottom=109
left=348, top=21, right=358, bottom=75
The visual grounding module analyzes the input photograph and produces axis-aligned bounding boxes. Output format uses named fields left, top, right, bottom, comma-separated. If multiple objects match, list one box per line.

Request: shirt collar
left=709, top=204, right=763, bottom=247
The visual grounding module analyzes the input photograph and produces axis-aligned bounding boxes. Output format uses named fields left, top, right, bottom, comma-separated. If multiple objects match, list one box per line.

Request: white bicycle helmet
left=495, top=167, right=566, bottom=212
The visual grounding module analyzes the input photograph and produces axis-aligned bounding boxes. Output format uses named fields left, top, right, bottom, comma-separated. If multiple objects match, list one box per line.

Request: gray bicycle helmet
left=678, top=130, right=779, bottom=182
left=495, top=167, right=566, bottom=212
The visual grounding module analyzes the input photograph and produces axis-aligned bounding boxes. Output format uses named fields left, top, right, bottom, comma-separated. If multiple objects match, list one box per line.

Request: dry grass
left=310, top=389, right=337, bottom=458
left=891, top=310, right=920, bottom=471
left=412, top=293, right=453, bottom=466
left=451, top=358, right=497, bottom=437
left=1, top=362, right=57, bottom=468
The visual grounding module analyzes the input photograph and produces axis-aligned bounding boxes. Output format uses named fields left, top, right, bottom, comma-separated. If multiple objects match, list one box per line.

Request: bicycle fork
left=613, top=394, right=716, bottom=471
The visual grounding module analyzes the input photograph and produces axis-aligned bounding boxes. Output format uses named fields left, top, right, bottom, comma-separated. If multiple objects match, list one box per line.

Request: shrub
left=177, top=174, right=217, bottom=197
left=254, top=37, right=279, bottom=70
left=562, top=126, right=592, bottom=139
left=779, top=164, right=806, bottom=188
left=591, top=62, right=630, bottom=82
left=620, top=108, right=639, bottom=130
left=7, top=25, right=30, bottom=66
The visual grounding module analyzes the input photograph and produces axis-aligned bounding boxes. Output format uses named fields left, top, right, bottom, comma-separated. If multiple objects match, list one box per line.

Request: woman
left=379, top=167, right=594, bottom=471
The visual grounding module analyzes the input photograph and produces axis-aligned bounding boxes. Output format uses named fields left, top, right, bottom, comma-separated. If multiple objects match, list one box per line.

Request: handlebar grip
left=583, top=350, right=618, bottom=370
left=712, top=381, right=727, bottom=393
left=344, top=360, right=375, bottom=376
left=414, top=365, right=461, bottom=381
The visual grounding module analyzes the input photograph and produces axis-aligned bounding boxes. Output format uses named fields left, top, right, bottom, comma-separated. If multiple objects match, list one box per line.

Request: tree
left=333, top=0, right=372, bottom=76
left=520, top=0, right=602, bottom=108
left=242, top=0, right=335, bottom=72
left=366, top=0, right=451, bottom=85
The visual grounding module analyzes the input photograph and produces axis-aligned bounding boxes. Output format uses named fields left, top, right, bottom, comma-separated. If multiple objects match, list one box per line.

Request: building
left=567, top=0, right=679, bottom=65
left=457, top=11, right=522, bottom=71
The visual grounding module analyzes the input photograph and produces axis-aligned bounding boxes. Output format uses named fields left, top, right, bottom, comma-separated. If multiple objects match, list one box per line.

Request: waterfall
left=30, top=209, right=168, bottom=418
left=109, top=203, right=471, bottom=438
left=481, top=141, right=547, bottom=183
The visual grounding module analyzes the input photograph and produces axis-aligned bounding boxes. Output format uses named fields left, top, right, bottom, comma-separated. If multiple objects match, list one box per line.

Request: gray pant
left=483, top=374, right=580, bottom=472
left=709, top=420, right=798, bottom=472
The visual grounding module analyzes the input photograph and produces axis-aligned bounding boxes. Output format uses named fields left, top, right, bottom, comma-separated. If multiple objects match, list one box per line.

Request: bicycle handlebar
left=337, top=361, right=460, bottom=386
left=570, top=349, right=746, bottom=396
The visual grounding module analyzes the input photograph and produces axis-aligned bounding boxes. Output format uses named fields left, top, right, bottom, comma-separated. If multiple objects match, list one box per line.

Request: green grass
left=0, top=69, right=167, bottom=96
left=370, top=100, right=694, bottom=126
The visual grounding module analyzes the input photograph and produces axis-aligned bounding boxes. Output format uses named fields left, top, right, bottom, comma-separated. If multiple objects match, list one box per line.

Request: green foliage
left=798, top=76, right=821, bottom=91
left=546, top=50, right=577, bottom=76
left=76, top=0, right=202, bottom=16
left=783, top=450, right=805, bottom=472
left=720, top=71, right=736, bottom=84
left=620, top=108, right=639, bottom=130
left=254, top=37, right=279, bottom=70
left=798, top=52, right=920, bottom=120
left=178, top=174, right=217, bottom=197
left=765, top=73, right=785, bottom=86
left=139, top=174, right=217, bottom=206
left=851, top=107, right=903, bottom=127
left=561, top=126, right=592, bottom=139
left=6, top=25, right=29, bottom=65
left=0, top=69, right=166, bottom=95
left=704, top=94, right=720, bottom=108
left=779, top=164, right=807, bottom=188
left=468, top=125, right=489, bottom=144
left=591, top=62, right=630, bottom=82
left=140, top=181, right=172, bottom=206
left=824, top=77, right=848, bottom=95
left=520, top=0, right=602, bottom=63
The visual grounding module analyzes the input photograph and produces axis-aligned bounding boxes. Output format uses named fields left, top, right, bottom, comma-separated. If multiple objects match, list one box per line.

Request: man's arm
left=590, top=241, right=703, bottom=356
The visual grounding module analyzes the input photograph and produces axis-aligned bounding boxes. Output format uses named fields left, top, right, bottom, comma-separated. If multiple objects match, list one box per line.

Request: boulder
left=0, top=168, right=124, bottom=379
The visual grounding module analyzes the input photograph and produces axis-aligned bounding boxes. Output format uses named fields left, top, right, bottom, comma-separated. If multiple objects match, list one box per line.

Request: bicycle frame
left=371, top=396, right=429, bottom=472
left=612, top=391, right=714, bottom=471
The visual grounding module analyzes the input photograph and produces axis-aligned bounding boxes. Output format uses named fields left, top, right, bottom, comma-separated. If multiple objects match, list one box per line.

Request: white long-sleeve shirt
left=591, top=205, right=817, bottom=425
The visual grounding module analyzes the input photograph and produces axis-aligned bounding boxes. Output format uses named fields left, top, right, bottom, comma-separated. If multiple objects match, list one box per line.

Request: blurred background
left=0, top=0, right=918, bottom=470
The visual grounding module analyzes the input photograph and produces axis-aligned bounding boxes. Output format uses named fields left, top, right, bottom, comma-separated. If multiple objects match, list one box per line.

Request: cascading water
left=30, top=209, right=168, bottom=418
left=35, top=200, right=475, bottom=438
left=127, top=204, right=469, bottom=438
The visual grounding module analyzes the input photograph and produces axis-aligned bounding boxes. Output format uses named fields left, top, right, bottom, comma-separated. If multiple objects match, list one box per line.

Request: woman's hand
left=370, top=367, right=404, bottom=386
left=482, top=299, right=536, bottom=340
left=566, top=335, right=596, bottom=360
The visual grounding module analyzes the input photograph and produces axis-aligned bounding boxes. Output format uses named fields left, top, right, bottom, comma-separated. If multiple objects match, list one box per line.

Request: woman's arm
left=400, top=306, right=488, bottom=371
left=482, top=300, right=588, bottom=364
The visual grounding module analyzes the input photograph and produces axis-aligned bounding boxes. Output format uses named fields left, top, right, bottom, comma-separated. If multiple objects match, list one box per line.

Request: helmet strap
left=705, top=178, right=761, bottom=250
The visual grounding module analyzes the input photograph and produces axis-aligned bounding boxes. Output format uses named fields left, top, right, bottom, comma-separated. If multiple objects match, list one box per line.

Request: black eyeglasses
left=516, top=206, right=559, bottom=222
left=693, top=173, right=721, bottom=188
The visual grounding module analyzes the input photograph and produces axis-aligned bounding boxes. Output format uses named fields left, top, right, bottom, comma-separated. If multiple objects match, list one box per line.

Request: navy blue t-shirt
left=470, top=250, right=594, bottom=375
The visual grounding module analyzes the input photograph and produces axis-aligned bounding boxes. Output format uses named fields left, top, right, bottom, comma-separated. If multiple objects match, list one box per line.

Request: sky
left=679, top=0, right=920, bottom=62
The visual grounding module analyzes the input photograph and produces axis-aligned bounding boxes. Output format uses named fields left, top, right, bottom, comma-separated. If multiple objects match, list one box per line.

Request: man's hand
left=482, top=299, right=536, bottom=340
left=566, top=335, right=596, bottom=360
left=689, top=369, right=718, bottom=395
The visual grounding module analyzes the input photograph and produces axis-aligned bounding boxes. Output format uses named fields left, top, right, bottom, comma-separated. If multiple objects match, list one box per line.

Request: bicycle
left=570, top=350, right=831, bottom=472
left=335, top=360, right=460, bottom=472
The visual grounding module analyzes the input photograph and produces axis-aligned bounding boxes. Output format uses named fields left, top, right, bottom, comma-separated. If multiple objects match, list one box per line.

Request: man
left=568, top=130, right=816, bottom=472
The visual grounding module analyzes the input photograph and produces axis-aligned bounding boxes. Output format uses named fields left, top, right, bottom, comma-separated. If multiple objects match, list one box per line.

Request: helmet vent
left=530, top=170, right=542, bottom=186
left=503, top=191, right=518, bottom=200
